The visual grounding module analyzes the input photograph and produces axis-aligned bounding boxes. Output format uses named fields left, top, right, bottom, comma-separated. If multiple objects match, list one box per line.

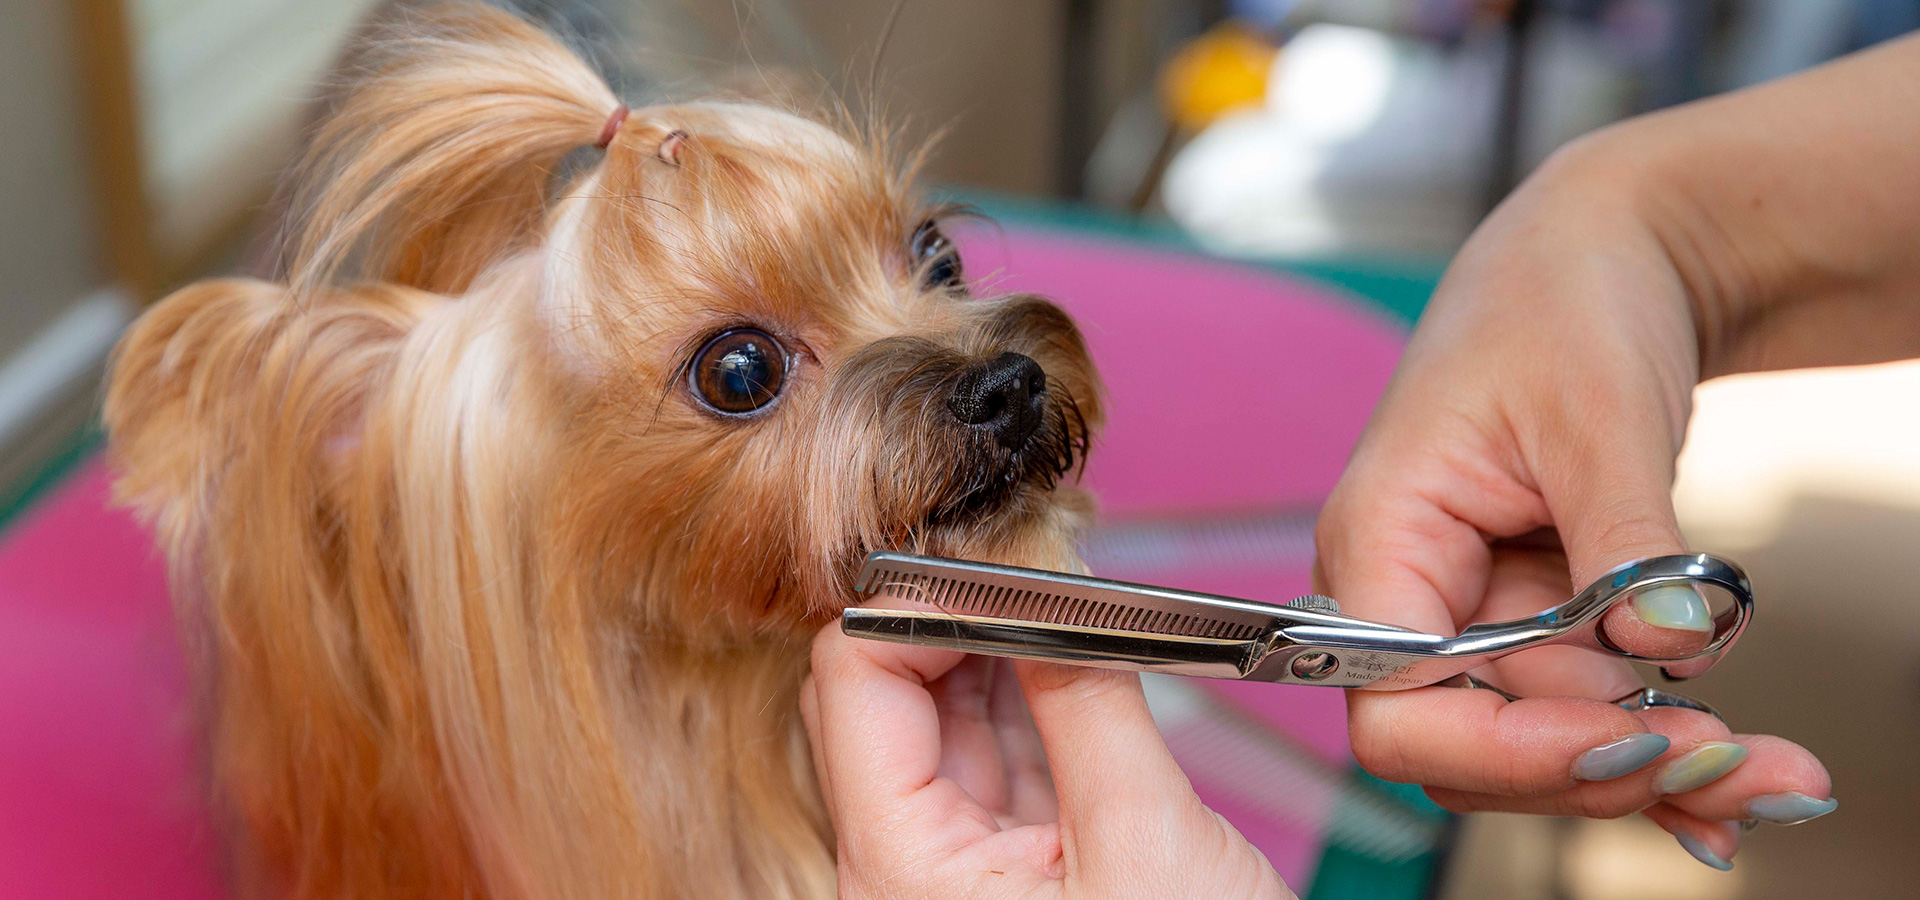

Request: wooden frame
left=68, top=0, right=379, bottom=302
left=73, top=0, right=157, bottom=300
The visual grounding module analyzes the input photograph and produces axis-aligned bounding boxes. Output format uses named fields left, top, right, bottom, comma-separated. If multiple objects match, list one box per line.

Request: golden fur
left=103, top=5, right=1101, bottom=899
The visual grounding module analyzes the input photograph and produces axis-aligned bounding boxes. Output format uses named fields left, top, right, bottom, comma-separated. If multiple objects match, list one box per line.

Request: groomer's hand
left=1312, top=33, right=1920, bottom=867
left=803, top=622, right=1293, bottom=900
left=1311, top=162, right=1831, bottom=866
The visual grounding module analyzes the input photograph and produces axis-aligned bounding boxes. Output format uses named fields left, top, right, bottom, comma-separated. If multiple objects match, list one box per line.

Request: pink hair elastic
left=594, top=104, right=630, bottom=149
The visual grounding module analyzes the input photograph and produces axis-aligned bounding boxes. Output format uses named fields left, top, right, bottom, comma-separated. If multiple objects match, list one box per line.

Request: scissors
left=841, top=551, right=1751, bottom=719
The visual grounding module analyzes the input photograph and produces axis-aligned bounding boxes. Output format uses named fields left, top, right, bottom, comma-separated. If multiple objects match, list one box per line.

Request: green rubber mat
left=0, top=422, right=102, bottom=536
left=1307, top=771, right=1456, bottom=900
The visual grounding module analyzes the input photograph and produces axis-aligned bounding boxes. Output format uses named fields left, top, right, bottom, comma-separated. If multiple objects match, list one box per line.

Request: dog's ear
left=104, top=277, right=435, bottom=552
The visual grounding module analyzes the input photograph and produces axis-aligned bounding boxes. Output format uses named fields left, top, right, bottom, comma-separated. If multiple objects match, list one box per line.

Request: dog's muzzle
left=945, top=352, right=1048, bottom=451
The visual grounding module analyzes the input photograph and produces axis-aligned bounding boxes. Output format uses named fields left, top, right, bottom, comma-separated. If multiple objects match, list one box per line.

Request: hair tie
left=594, top=104, right=630, bottom=149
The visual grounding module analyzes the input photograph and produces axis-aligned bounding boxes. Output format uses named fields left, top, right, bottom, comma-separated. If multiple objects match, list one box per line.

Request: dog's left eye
left=911, top=220, right=963, bottom=289
left=690, top=329, right=787, bottom=415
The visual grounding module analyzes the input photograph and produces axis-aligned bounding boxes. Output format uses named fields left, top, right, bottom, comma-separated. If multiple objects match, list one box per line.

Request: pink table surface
left=0, top=227, right=1405, bottom=898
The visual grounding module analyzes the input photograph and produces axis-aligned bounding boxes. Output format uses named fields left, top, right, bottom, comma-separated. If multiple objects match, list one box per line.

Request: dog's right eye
left=690, top=329, right=787, bottom=415
left=911, top=220, right=963, bottom=289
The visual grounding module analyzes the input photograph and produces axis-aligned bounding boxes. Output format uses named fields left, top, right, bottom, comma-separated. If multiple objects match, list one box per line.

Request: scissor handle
left=1260, top=553, right=1753, bottom=689
left=1583, top=555, right=1751, bottom=671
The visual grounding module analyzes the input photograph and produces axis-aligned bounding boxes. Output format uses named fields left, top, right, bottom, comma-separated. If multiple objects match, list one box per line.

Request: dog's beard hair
left=799, top=297, right=1098, bottom=598
left=101, top=4, right=1103, bottom=900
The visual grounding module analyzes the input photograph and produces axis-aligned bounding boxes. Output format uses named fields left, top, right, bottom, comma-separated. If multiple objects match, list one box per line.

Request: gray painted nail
left=1675, top=832, right=1734, bottom=871
left=1572, top=733, right=1671, bottom=781
left=1656, top=741, right=1750, bottom=794
left=1747, top=792, right=1839, bottom=825
left=1631, top=584, right=1713, bottom=632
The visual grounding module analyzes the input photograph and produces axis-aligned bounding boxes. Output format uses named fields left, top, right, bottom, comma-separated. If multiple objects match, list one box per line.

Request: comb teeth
left=857, top=564, right=1264, bottom=641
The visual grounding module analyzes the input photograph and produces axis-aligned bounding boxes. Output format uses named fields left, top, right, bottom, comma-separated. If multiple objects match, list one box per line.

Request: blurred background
left=4, top=1, right=1919, bottom=898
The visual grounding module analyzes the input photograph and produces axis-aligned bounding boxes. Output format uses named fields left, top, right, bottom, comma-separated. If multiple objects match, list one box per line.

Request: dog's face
left=537, top=103, right=1101, bottom=632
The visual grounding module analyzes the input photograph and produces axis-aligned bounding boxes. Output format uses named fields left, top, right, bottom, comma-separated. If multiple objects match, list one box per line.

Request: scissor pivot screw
left=1290, top=651, right=1339, bottom=680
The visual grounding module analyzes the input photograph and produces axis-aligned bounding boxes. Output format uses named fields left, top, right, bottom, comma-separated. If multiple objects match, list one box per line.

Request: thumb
left=1534, top=400, right=1712, bottom=664
left=1013, top=662, right=1207, bottom=865
left=1016, top=663, right=1296, bottom=898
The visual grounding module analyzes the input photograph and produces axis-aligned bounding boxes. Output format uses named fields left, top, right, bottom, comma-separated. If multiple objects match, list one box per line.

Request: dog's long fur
left=103, top=5, right=1101, bottom=899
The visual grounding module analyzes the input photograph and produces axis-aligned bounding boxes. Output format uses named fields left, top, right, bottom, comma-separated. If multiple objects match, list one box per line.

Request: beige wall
left=630, top=0, right=1070, bottom=195
left=790, top=0, right=1066, bottom=194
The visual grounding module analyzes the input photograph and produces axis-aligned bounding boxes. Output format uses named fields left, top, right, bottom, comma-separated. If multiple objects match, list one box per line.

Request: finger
left=1345, top=685, right=1653, bottom=796
left=1656, top=734, right=1833, bottom=824
left=1643, top=804, right=1741, bottom=871
left=1603, top=586, right=1716, bottom=662
left=807, top=621, right=988, bottom=852
left=989, top=653, right=1057, bottom=826
left=1014, top=661, right=1205, bottom=855
left=1421, top=707, right=1763, bottom=818
left=1526, top=395, right=1713, bottom=659
left=1313, top=472, right=1495, bottom=634
left=1474, top=546, right=1645, bottom=701
left=1480, top=646, right=1644, bottom=701
left=929, top=654, right=1013, bottom=814
left=1530, top=378, right=1688, bottom=587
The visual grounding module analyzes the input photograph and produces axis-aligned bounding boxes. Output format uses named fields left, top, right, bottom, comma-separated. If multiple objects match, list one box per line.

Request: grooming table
left=0, top=207, right=1436, bottom=899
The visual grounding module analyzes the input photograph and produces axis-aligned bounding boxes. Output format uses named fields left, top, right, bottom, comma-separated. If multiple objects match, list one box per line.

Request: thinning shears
left=842, top=552, right=1752, bottom=717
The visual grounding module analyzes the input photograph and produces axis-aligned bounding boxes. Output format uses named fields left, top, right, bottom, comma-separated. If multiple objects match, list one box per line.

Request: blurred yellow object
left=1159, top=24, right=1279, bottom=132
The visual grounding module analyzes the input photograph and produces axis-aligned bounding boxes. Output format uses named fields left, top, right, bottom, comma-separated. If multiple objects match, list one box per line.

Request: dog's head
left=110, top=4, right=1100, bottom=641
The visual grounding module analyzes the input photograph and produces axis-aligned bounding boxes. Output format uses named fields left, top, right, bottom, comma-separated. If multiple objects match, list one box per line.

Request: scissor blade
left=854, top=551, right=1347, bottom=641
left=841, top=609, right=1263, bottom=679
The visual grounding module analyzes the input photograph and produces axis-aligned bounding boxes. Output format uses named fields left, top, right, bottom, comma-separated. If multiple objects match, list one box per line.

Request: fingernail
left=1746, top=791, right=1839, bottom=825
left=1675, top=831, right=1734, bottom=871
left=1631, top=584, right=1713, bottom=632
left=1572, top=733, right=1671, bottom=781
left=1656, top=741, right=1750, bottom=794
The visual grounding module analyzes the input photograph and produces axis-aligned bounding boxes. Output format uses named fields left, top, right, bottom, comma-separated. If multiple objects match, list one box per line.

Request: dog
left=102, top=4, right=1100, bottom=898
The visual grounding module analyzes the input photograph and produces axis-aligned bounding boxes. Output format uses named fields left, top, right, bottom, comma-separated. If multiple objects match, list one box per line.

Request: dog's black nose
left=947, top=352, right=1047, bottom=449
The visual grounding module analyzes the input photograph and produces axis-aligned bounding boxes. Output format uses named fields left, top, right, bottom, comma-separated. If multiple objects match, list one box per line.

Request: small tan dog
left=103, top=5, right=1100, bottom=898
